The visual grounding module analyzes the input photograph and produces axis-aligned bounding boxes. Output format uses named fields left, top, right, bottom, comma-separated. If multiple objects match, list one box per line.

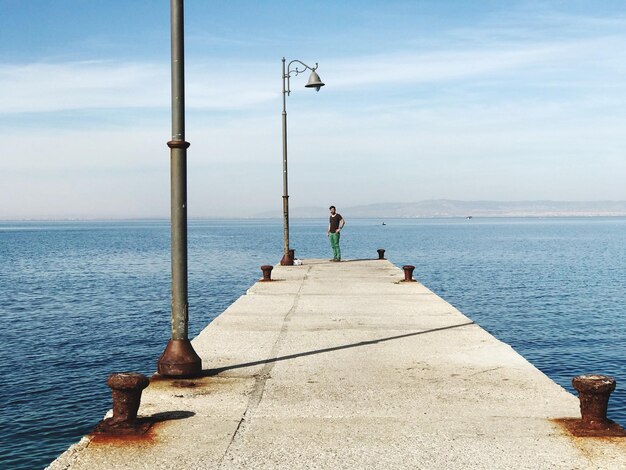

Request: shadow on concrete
left=201, top=321, right=474, bottom=377
left=149, top=411, right=196, bottom=422
left=341, top=258, right=381, bottom=263
left=302, top=258, right=380, bottom=265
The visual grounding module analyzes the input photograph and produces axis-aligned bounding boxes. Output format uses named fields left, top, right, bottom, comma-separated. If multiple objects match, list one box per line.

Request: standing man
left=327, top=205, right=345, bottom=262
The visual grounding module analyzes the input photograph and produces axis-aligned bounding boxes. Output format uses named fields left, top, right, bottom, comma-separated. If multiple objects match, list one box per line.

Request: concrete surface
left=48, top=259, right=626, bottom=469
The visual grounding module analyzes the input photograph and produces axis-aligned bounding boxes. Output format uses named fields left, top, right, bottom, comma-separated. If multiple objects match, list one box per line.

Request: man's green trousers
left=329, top=232, right=341, bottom=261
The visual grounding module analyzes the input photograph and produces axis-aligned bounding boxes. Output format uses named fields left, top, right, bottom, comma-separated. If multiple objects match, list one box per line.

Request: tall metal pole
left=278, top=58, right=324, bottom=265
left=280, top=57, right=293, bottom=265
left=157, top=0, right=202, bottom=377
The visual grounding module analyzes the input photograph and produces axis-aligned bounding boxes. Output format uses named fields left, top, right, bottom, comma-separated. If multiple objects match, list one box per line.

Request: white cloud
left=0, top=61, right=168, bottom=113
left=0, top=60, right=276, bottom=114
left=3, top=28, right=626, bottom=119
left=324, top=34, right=626, bottom=90
left=2, top=6, right=626, bottom=218
left=0, top=126, right=167, bottom=170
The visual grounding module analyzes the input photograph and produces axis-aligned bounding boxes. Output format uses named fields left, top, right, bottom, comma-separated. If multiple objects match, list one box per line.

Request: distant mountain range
left=256, top=200, right=626, bottom=218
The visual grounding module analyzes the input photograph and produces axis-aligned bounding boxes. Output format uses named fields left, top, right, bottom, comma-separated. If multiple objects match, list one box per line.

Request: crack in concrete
left=217, top=266, right=310, bottom=468
left=470, top=366, right=503, bottom=377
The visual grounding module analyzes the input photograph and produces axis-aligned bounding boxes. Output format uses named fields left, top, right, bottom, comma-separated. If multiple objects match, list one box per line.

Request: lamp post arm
left=284, top=59, right=319, bottom=96
left=287, top=59, right=319, bottom=74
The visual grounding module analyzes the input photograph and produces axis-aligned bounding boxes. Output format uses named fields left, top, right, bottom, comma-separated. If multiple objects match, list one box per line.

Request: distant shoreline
left=4, top=199, right=626, bottom=222
left=2, top=214, right=626, bottom=223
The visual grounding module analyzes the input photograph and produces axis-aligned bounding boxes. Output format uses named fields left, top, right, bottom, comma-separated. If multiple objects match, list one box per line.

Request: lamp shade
left=305, top=70, right=325, bottom=91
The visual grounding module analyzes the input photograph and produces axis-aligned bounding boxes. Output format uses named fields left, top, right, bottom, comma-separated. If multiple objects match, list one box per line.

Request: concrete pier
left=49, top=259, right=626, bottom=469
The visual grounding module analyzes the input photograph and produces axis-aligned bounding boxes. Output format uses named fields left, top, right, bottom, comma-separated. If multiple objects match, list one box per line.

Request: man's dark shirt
left=329, top=214, right=343, bottom=233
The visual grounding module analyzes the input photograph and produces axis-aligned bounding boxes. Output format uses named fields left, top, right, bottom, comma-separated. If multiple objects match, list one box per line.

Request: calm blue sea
left=1, top=217, right=625, bottom=469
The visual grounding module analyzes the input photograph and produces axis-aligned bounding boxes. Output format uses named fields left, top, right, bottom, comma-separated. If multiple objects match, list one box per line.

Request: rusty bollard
left=107, top=372, right=150, bottom=425
left=377, top=249, right=386, bottom=260
left=401, top=265, right=416, bottom=282
left=94, top=372, right=150, bottom=434
left=260, top=265, right=273, bottom=281
left=572, top=374, right=616, bottom=430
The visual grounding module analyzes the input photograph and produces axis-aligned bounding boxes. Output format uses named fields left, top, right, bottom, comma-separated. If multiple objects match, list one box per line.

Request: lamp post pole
left=280, top=58, right=291, bottom=265
left=280, top=58, right=325, bottom=266
left=157, top=0, right=202, bottom=377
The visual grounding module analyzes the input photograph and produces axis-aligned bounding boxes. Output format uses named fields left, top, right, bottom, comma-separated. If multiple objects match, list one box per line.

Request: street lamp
left=280, top=57, right=325, bottom=266
left=157, top=0, right=202, bottom=377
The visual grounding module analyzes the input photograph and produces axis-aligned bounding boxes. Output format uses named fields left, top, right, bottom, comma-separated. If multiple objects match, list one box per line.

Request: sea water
left=1, top=217, right=624, bottom=469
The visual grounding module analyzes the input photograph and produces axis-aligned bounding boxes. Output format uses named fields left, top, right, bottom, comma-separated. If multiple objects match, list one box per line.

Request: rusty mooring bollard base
left=93, top=372, right=152, bottom=436
left=557, top=373, right=626, bottom=436
left=401, top=265, right=416, bottom=282
left=572, top=374, right=616, bottom=430
left=93, top=417, right=153, bottom=436
left=260, top=265, right=273, bottom=281
left=552, top=418, right=626, bottom=437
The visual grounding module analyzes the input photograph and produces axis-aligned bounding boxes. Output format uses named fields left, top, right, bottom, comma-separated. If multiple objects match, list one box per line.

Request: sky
left=1, top=0, right=626, bottom=219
